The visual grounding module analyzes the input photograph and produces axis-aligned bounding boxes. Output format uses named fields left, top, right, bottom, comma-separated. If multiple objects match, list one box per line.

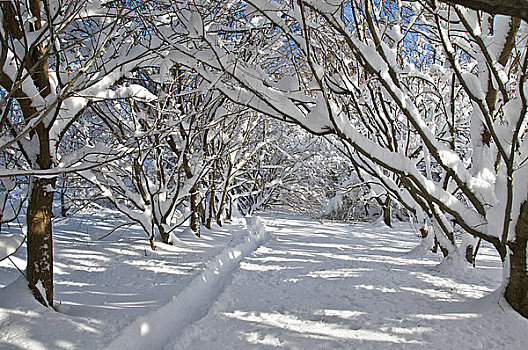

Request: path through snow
left=1, top=211, right=527, bottom=349
left=106, top=216, right=269, bottom=350
left=166, top=213, right=527, bottom=349
left=0, top=211, right=269, bottom=350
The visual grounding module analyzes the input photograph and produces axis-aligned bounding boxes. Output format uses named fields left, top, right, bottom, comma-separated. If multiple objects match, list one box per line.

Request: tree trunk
left=420, top=226, right=428, bottom=239
left=26, top=119, right=55, bottom=307
left=504, top=200, right=528, bottom=318
left=59, top=176, right=69, bottom=217
left=383, top=198, right=392, bottom=227
left=2, top=0, right=56, bottom=307
left=60, top=189, right=68, bottom=217
left=206, top=189, right=215, bottom=230
left=149, top=220, right=157, bottom=250
left=0, top=192, right=6, bottom=233
left=227, top=193, right=233, bottom=221
left=26, top=176, right=55, bottom=307
left=190, top=183, right=200, bottom=237
left=465, top=244, right=475, bottom=265
left=159, top=224, right=169, bottom=244
left=216, top=162, right=233, bottom=226
left=432, top=235, right=450, bottom=257
left=374, top=196, right=392, bottom=226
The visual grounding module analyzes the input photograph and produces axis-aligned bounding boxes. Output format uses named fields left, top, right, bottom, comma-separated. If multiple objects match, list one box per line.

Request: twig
left=8, top=255, right=26, bottom=278
left=95, top=221, right=134, bottom=240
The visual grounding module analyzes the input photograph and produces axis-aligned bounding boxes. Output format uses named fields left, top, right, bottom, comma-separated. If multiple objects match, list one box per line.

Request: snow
left=461, top=72, right=486, bottom=101
left=1, top=209, right=527, bottom=349
left=0, top=234, right=25, bottom=261
left=107, top=216, right=269, bottom=350
left=170, top=213, right=525, bottom=349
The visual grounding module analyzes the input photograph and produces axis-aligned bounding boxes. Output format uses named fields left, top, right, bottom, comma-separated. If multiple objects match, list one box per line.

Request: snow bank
left=0, top=234, right=25, bottom=261
left=105, top=216, right=269, bottom=350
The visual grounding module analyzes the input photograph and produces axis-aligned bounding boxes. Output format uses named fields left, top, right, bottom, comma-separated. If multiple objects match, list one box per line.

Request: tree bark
left=159, top=224, right=169, bottom=244
left=465, top=244, right=475, bottom=265
left=227, top=193, right=233, bottom=221
left=148, top=220, right=157, bottom=250
left=2, top=0, right=56, bottom=307
left=441, top=0, right=528, bottom=23
left=216, top=162, right=233, bottom=227
left=206, top=189, right=215, bottom=230
left=382, top=197, right=391, bottom=227
left=375, top=196, right=392, bottom=227
left=190, top=183, right=200, bottom=237
left=26, top=176, right=54, bottom=306
left=26, top=125, right=55, bottom=307
left=504, top=200, right=528, bottom=318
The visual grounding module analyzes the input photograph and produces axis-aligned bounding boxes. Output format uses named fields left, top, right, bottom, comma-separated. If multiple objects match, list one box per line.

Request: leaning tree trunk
left=205, top=161, right=217, bottom=230
left=504, top=200, right=528, bottom=318
left=26, top=125, right=55, bottom=307
left=216, top=162, right=233, bottom=227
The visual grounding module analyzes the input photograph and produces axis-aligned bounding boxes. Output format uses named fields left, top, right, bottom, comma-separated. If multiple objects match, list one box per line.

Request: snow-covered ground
left=1, top=210, right=527, bottom=349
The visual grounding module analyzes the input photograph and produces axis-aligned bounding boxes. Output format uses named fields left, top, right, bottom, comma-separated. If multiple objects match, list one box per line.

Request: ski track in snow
left=0, top=211, right=267, bottom=350
left=106, top=216, right=269, bottom=350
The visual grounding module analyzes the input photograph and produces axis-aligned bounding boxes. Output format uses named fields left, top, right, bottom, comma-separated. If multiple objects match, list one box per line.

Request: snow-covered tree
left=234, top=119, right=353, bottom=218
left=81, top=69, right=228, bottom=244
left=0, top=0, right=163, bottom=306
left=166, top=0, right=528, bottom=318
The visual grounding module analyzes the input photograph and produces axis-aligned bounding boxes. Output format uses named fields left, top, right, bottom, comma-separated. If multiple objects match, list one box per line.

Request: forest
left=1, top=0, right=528, bottom=348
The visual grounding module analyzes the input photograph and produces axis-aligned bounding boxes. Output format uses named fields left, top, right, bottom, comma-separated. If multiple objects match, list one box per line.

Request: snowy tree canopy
left=162, top=0, right=528, bottom=317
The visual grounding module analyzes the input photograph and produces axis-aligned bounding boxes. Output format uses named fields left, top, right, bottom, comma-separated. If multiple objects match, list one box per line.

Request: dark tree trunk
left=420, top=226, right=428, bottom=239
left=216, top=163, right=233, bottom=226
left=465, top=245, right=474, bottom=265
left=190, top=183, right=200, bottom=237
left=26, top=124, right=55, bottom=307
left=59, top=176, right=69, bottom=217
left=27, top=176, right=55, bottom=306
left=205, top=189, right=215, bottom=230
left=441, top=0, right=528, bottom=23
left=227, top=194, right=233, bottom=221
left=504, top=200, right=528, bottom=318
left=149, top=220, right=156, bottom=250
left=3, top=0, right=56, bottom=307
left=432, top=235, right=450, bottom=257
left=159, top=224, right=169, bottom=244
left=60, top=189, right=68, bottom=217
left=382, top=198, right=391, bottom=227
left=374, top=196, right=392, bottom=227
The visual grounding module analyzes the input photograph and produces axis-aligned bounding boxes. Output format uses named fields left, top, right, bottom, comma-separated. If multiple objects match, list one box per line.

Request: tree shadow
left=0, top=210, right=248, bottom=349
left=173, top=215, right=525, bottom=349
